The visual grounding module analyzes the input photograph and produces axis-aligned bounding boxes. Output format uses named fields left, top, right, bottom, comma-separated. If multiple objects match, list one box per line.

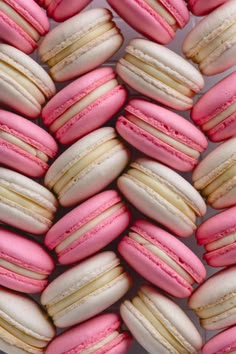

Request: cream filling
left=126, top=113, right=199, bottom=159
left=201, top=163, right=236, bottom=198
left=192, top=23, right=236, bottom=64
left=129, top=232, right=194, bottom=284
left=145, top=0, right=177, bottom=28
left=0, top=184, right=53, bottom=220
left=0, top=1, right=40, bottom=41
left=0, top=60, right=45, bottom=104
left=47, top=21, right=115, bottom=67
left=56, top=202, right=124, bottom=253
left=47, top=266, right=124, bottom=316
left=124, top=53, right=194, bottom=97
left=202, top=101, right=236, bottom=132
left=80, top=332, right=119, bottom=354
left=0, top=258, right=47, bottom=280
left=195, top=293, right=236, bottom=320
left=0, top=317, right=47, bottom=348
left=53, top=138, right=120, bottom=194
left=205, top=232, right=236, bottom=252
left=50, top=79, right=118, bottom=133
left=132, top=296, right=189, bottom=353
left=126, top=168, right=196, bottom=222
left=0, top=130, right=48, bottom=162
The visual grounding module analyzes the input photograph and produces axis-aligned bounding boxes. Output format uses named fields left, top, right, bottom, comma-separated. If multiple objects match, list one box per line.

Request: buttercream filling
left=201, top=163, right=236, bottom=198
left=206, top=232, right=236, bottom=252
left=190, top=22, right=236, bottom=65
left=0, top=60, right=45, bottom=104
left=0, top=1, right=40, bottom=41
left=47, top=266, right=124, bottom=316
left=56, top=202, right=124, bottom=253
left=132, top=295, right=189, bottom=353
left=0, top=183, right=54, bottom=220
left=53, top=138, right=120, bottom=194
left=202, top=101, right=236, bottom=132
left=0, top=317, right=47, bottom=348
left=126, top=168, right=196, bottom=222
left=47, top=21, right=115, bottom=67
left=145, top=0, right=177, bottom=29
left=79, top=332, right=119, bottom=354
left=126, top=113, right=199, bottom=158
left=0, top=130, right=48, bottom=162
left=50, top=79, right=118, bottom=133
left=124, top=53, right=194, bottom=97
left=0, top=258, right=47, bottom=280
left=129, top=232, right=194, bottom=284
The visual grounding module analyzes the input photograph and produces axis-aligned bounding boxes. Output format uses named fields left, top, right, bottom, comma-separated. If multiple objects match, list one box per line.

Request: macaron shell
left=202, top=326, right=236, bottom=354
left=0, top=337, right=29, bottom=354
left=46, top=0, right=92, bottom=21
left=188, top=0, right=228, bottom=16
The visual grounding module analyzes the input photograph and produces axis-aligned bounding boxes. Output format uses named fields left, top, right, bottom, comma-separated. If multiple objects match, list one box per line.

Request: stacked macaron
left=0, top=0, right=236, bottom=353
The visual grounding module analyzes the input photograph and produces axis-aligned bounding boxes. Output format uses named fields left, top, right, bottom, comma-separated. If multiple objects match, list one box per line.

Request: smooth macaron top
left=191, top=72, right=236, bottom=142
left=202, top=326, right=236, bottom=354
left=42, top=0, right=92, bottom=22
left=45, top=313, right=132, bottom=354
left=107, top=0, right=189, bottom=44
left=188, top=0, right=228, bottom=16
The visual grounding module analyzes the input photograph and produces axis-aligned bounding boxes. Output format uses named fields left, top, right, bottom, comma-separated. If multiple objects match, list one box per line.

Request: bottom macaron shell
left=118, top=237, right=192, bottom=298
left=204, top=243, right=236, bottom=267
left=202, top=326, right=236, bottom=354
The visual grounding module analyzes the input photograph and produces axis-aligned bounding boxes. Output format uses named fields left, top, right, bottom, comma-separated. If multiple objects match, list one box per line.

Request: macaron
left=0, top=287, right=55, bottom=354
left=118, top=219, right=206, bottom=298
left=0, top=0, right=49, bottom=53
left=45, top=190, right=131, bottom=265
left=38, top=8, right=124, bottom=82
left=0, top=227, right=55, bottom=293
left=0, top=43, right=55, bottom=118
left=117, top=157, right=206, bottom=237
left=116, top=98, right=208, bottom=171
left=44, top=127, right=130, bottom=207
left=41, top=251, right=132, bottom=328
left=42, top=67, right=128, bottom=145
left=202, top=326, right=236, bottom=354
left=116, top=38, right=204, bottom=111
left=38, top=0, right=92, bottom=22
left=192, top=137, right=236, bottom=209
left=196, top=206, right=236, bottom=267
left=107, top=0, right=189, bottom=44
left=182, top=0, right=236, bottom=76
left=45, top=313, right=132, bottom=354
left=0, top=167, right=58, bottom=235
left=191, top=72, right=236, bottom=142
left=0, top=109, right=58, bottom=177
left=121, top=284, right=203, bottom=354
left=187, top=0, right=228, bottom=16
left=189, top=265, right=236, bottom=330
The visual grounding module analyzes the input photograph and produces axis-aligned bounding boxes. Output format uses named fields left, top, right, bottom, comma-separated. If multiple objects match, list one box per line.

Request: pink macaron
left=42, top=67, right=128, bottom=145
left=0, top=109, right=58, bottom=177
left=45, top=190, right=131, bottom=265
left=116, top=98, right=208, bottom=172
left=187, top=0, right=228, bottom=16
left=45, top=313, right=132, bottom=354
left=38, top=0, right=92, bottom=22
left=118, top=219, right=206, bottom=298
left=0, top=227, right=55, bottom=293
left=196, top=206, right=236, bottom=267
left=191, top=72, right=236, bottom=142
left=0, top=0, right=49, bottom=53
left=202, top=326, right=236, bottom=354
left=107, top=0, right=189, bottom=44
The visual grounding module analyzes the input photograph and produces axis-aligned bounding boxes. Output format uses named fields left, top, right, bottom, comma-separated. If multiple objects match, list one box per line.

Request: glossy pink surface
left=42, top=0, right=92, bottom=21
left=202, top=326, right=236, bottom=354
left=188, top=0, right=228, bottom=16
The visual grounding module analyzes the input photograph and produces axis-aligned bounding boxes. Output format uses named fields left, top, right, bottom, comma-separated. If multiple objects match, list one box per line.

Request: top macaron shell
left=116, top=98, right=208, bottom=171
left=107, top=0, right=190, bottom=44
left=191, top=71, right=236, bottom=142
left=202, top=326, right=236, bottom=354
left=188, top=0, right=228, bottom=16
left=41, top=0, right=92, bottom=22
left=42, top=67, right=128, bottom=145
left=0, top=0, right=49, bottom=53
left=0, top=109, right=58, bottom=177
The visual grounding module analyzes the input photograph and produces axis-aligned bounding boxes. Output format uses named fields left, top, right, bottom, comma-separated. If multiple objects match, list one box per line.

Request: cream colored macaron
left=38, top=8, right=123, bottom=82
left=41, top=251, right=132, bottom=328
left=44, top=127, right=130, bottom=207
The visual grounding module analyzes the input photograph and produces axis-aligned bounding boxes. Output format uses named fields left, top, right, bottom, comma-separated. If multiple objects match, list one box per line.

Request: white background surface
left=2, top=0, right=236, bottom=353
